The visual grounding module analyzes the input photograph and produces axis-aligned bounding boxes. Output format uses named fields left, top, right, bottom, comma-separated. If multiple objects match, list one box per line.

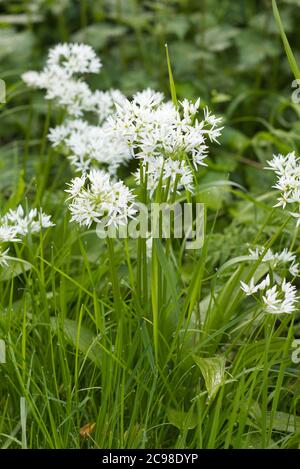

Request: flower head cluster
left=107, top=89, right=222, bottom=195
left=66, top=169, right=136, bottom=228
left=248, top=246, right=299, bottom=277
left=267, top=151, right=300, bottom=224
left=108, top=90, right=222, bottom=164
left=240, top=246, right=299, bottom=314
left=23, top=43, right=130, bottom=175
left=22, top=43, right=126, bottom=122
left=48, top=119, right=131, bottom=174
left=22, top=43, right=104, bottom=117
left=262, top=279, right=298, bottom=314
left=0, top=205, right=54, bottom=267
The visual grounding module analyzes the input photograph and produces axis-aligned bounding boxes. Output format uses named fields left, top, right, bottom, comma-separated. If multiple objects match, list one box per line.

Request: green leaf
left=0, top=259, right=32, bottom=281
left=203, top=26, right=239, bottom=52
left=193, top=355, right=226, bottom=400
left=72, top=24, right=127, bottom=50
left=165, top=44, right=178, bottom=107
left=50, top=317, right=102, bottom=368
left=166, top=408, right=198, bottom=430
left=266, top=411, right=300, bottom=433
left=272, top=0, right=300, bottom=80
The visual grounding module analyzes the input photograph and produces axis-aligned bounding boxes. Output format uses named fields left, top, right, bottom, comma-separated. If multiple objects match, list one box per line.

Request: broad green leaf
left=167, top=408, right=198, bottom=431
left=50, top=317, right=101, bottom=368
left=0, top=259, right=32, bottom=281
left=72, top=24, right=127, bottom=50
left=266, top=411, right=300, bottom=433
left=193, top=355, right=225, bottom=400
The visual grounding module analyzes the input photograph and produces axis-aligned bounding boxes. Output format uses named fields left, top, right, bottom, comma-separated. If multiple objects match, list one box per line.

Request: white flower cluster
left=0, top=205, right=54, bottom=267
left=23, top=43, right=222, bottom=227
left=66, top=169, right=136, bottom=228
left=267, top=151, right=300, bottom=225
left=22, top=43, right=102, bottom=117
left=240, top=246, right=299, bottom=314
left=48, top=119, right=131, bottom=174
left=23, top=43, right=131, bottom=174
left=248, top=246, right=299, bottom=277
left=107, top=89, right=223, bottom=195
left=262, top=280, right=298, bottom=315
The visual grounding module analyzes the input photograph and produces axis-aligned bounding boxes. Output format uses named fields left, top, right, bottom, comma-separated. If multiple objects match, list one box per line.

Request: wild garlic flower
left=23, top=43, right=127, bottom=121
left=0, top=225, right=20, bottom=243
left=240, top=275, right=270, bottom=296
left=48, top=119, right=131, bottom=174
left=108, top=89, right=222, bottom=166
left=262, top=279, right=298, bottom=314
left=248, top=247, right=299, bottom=277
left=46, top=43, right=101, bottom=76
left=22, top=43, right=125, bottom=120
left=66, top=169, right=136, bottom=228
left=240, top=245, right=299, bottom=314
left=0, top=205, right=54, bottom=269
left=2, top=205, right=54, bottom=236
left=267, top=151, right=300, bottom=224
left=90, top=89, right=127, bottom=124
left=241, top=275, right=298, bottom=314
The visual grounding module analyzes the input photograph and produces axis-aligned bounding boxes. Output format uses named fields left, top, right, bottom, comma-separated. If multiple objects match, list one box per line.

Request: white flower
left=107, top=89, right=223, bottom=171
left=240, top=274, right=270, bottom=296
left=91, top=89, right=127, bottom=124
left=248, top=246, right=298, bottom=276
left=0, top=224, right=20, bottom=243
left=22, top=43, right=106, bottom=118
left=66, top=169, right=136, bottom=228
left=240, top=278, right=259, bottom=295
left=262, top=285, right=281, bottom=312
left=49, top=119, right=131, bottom=173
left=262, top=279, right=298, bottom=314
left=0, top=246, right=11, bottom=267
left=266, top=151, right=300, bottom=223
left=256, top=275, right=271, bottom=291
left=47, top=43, right=102, bottom=75
left=290, top=262, right=299, bottom=277
left=2, top=205, right=54, bottom=236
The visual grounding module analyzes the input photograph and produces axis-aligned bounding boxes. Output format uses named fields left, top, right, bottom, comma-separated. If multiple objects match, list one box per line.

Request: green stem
left=107, top=237, right=123, bottom=320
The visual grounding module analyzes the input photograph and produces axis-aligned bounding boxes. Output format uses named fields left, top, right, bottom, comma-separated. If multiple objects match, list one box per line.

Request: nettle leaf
left=193, top=355, right=226, bottom=400
left=50, top=317, right=102, bottom=368
left=236, top=30, right=280, bottom=69
left=202, top=26, right=239, bottom=52
left=166, top=408, right=198, bottom=431
left=72, top=24, right=127, bottom=50
left=163, top=15, right=190, bottom=40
